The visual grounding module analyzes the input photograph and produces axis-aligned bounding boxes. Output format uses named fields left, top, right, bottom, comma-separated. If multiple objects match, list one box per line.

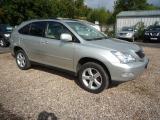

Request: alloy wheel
left=17, top=52, right=26, bottom=68
left=82, top=68, right=102, bottom=90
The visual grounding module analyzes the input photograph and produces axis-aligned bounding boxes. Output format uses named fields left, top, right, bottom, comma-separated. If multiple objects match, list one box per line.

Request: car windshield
left=148, top=26, right=160, bottom=31
left=122, top=27, right=134, bottom=31
left=66, top=21, right=107, bottom=41
left=0, top=25, right=13, bottom=33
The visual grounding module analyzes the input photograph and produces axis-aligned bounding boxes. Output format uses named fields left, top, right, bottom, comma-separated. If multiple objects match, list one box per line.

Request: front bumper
left=117, top=36, right=133, bottom=39
left=108, top=57, right=149, bottom=81
left=144, top=35, right=160, bottom=41
left=117, top=34, right=134, bottom=40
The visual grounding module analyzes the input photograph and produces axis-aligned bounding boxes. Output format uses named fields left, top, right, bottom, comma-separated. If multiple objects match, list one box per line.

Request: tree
left=0, top=0, right=57, bottom=25
left=135, top=22, right=145, bottom=40
left=145, top=3, right=159, bottom=10
left=87, top=8, right=111, bottom=25
left=110, top=0, right=159, bottom=24
left=114, top=0, right=150, bottom=15
left=0, top=8, right=5, bottom=24
left=0, top=0, right=91, bottom=25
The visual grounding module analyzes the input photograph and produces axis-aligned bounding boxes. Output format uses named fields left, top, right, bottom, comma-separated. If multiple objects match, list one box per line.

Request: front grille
left=150, top=32, right=159, bottom=36
left=120, top=33, right=127, bottom=36
left=136, top=50, right=145, bottom=59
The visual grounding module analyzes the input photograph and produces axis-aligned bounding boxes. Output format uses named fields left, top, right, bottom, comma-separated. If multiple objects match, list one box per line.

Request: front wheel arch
left=77, top=57, right=111, bottom=81
left=78, top=62, right=110, bottom=93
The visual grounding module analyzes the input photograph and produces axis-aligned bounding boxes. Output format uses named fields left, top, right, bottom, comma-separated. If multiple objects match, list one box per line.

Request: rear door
left=19, top=21, right=47, bottom=62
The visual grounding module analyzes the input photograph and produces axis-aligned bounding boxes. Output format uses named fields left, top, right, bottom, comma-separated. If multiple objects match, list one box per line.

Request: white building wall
left=116, top=17, right=160, bottom=33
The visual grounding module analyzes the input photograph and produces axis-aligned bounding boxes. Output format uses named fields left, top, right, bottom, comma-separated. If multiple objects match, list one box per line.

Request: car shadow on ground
left=32, top=64, right=125, bottom=90
left=32, top=64, right=76, bottom=81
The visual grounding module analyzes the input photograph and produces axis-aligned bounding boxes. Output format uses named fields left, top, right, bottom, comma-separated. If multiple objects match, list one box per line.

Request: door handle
left=19, top=38, right=23, bottom=41
left=41, top=41, right=46, bottom=44
left=45, top=41, right=48, bottom=44
left=41, top=41, right=48, bottom=44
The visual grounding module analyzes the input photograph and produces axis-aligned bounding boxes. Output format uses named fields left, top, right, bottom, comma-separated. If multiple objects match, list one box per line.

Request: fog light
left=121, top=73, right=134, bottom=78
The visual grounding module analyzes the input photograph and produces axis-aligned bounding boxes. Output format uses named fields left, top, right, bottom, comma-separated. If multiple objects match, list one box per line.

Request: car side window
left=19, top=24, right=30, bottom=35
left=30, top=22, right=46, bottom=37
left=46, top=22, right=71, bottom=40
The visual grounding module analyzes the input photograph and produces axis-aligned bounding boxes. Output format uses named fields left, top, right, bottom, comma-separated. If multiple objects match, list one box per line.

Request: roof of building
left=117, top=10, right=160, bottom=18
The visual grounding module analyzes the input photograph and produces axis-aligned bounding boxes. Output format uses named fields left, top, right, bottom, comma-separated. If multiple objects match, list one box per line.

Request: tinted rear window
left=30, top=22, right=46, bottom=37
left=19, top=21, right=46, bottom=36
left=19, top=24, right=30, bottom=35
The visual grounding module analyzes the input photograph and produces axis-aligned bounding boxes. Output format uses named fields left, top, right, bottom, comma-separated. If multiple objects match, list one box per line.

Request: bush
left=105, top=25, right=116, bottom=38
left=135, top=22, right=145, bottom=41
left=105, top=30, right=115, bottom=38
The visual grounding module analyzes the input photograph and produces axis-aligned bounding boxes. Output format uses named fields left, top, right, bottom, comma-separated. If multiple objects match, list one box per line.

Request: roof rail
left=55, top=17, right=78, bottom=21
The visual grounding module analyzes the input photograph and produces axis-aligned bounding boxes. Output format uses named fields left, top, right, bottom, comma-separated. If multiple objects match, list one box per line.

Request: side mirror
left=60, top=33, right=72, bottom=42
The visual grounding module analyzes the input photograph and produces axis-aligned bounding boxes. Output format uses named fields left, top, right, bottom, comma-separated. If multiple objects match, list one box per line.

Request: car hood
left=86, top=38, right=140, bottom=52
left=146, top=30, right=159, bottom=33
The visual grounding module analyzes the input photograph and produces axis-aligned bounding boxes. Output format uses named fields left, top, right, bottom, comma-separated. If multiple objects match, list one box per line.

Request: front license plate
left=150, top=38, right=157, bottom=40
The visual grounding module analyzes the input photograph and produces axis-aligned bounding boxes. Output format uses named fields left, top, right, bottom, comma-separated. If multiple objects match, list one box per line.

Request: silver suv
left=116, top=27, right=138, bottom=41
left=10, top=19, right=149, bottom=93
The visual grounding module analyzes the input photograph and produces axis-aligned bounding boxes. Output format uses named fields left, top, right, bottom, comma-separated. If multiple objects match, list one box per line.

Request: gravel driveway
left=0, top=47, right=10, bottom=54
left=0, top=47, right=160, bottom=120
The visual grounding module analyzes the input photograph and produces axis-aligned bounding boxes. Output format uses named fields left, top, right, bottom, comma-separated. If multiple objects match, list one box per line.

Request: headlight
left=126, top=33, right=133, bottom=37
left=4, top=34, right=10, bottom=37
left=145, top=32, right=149, bottom=35
left=111, top=51, right=136, bottom=64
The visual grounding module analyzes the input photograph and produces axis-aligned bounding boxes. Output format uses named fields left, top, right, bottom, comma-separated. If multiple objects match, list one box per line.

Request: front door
left=41, top=21, right=75, bottom=71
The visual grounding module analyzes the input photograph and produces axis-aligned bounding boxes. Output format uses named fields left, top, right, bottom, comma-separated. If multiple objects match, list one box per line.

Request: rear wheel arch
left=77, top=57, right=111, bottom=80
left=15, top=49, right=31, bottom=70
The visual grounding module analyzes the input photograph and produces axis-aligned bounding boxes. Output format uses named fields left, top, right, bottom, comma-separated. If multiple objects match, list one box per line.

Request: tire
left=0, top=38, right=7, bottom=47
left=15, top=50, right=31, bottom=70
left=78, top=62, right=110, bottom=93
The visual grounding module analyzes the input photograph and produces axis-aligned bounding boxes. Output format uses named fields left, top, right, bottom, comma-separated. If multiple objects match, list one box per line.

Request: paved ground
left=0, top=46, right=160, bottom=120
left=134, top=42, right=160, bottom=48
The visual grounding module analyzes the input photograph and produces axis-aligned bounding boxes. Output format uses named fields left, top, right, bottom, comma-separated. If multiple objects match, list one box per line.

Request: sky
left=85, top=0, right=160, bottom=11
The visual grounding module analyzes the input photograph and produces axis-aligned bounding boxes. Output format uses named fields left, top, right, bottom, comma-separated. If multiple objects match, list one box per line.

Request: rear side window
left=19, top=24, right=30, bottom=35
left=30, top=22, right=46, bottom=37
